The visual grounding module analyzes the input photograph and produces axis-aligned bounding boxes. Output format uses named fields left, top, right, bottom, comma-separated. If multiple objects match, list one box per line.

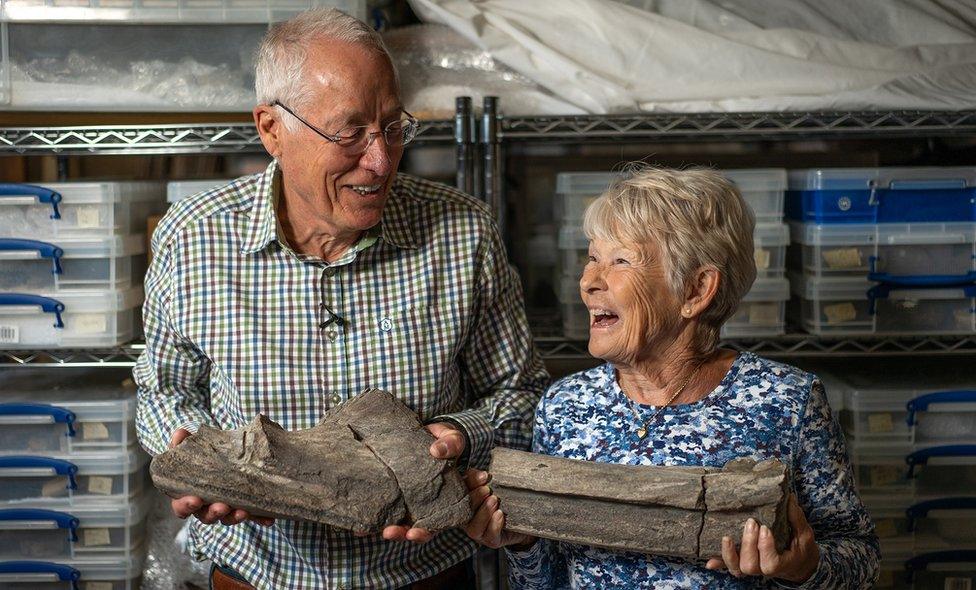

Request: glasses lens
left=384, top=117, right=418, bottom=147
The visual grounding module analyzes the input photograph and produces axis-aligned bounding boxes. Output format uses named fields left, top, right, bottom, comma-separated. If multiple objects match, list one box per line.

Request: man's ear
left=681, top=266, right=721, bottom=319
left=253, top=105, right=283, bottom=159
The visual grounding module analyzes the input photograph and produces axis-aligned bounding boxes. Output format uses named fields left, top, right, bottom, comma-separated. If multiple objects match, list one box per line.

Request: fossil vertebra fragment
left=150, top=389, right=472, bottom=533
left=489, top=448, right=790, bottom=559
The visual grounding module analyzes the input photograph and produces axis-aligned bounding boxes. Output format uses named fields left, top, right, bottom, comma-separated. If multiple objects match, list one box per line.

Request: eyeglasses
left=272, top=101, right=419, bottom=154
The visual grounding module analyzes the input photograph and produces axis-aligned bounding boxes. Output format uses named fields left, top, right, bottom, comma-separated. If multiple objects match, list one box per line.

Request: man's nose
left=359, top=133, right=393, bottom=176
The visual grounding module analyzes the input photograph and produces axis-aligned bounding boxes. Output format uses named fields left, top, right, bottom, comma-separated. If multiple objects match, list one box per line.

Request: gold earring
left=683, top=308, right=692, bottom=317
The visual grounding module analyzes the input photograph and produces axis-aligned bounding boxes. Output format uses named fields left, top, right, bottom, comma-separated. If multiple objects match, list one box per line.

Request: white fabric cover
left=407, top=0, right=976, bottom=113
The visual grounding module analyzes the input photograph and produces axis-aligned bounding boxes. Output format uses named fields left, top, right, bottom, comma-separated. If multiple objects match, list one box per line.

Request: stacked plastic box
left=786, top=167, right=976, bottom=336
left=553, top=169, right=790, bottom=340
left=833, top=368, right=976, bottom=588
left=0, top=182, right=165, bottom=348
left=0, top=369, right=151, bottom=590
left=0, top=1, right=367, bottom=111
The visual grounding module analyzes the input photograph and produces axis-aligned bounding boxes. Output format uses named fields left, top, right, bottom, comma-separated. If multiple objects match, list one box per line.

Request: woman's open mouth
left=590, top=309, right=619, bottom=328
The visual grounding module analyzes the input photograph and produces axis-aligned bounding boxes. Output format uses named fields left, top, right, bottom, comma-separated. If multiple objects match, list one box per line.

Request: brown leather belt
left=211, top=565, right=256, bottom=590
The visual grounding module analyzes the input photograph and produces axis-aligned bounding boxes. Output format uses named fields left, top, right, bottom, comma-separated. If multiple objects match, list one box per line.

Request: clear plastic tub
left=0, top=550, right=144, bottom=590
left=789, top=221, right=976, bottom=281
left=786, top=166, right=976, bottom=224
left=862, top=493, right=915, bottom=557
left=0, top=369, right=138, bottom=455
left=166, top=179, right=232, bottom=203
left=0, top=494, right=150, bottom=560
left=721, top=168, right=787, bottom=223
left=789, top=274, right=976, bottom=335
left=909, top=498, right=976, bottom=552
left=0, top=286, right=143, bottom=348
left=849, top=440, right=914, bottom=495
left=561, top=301, right=589, bottom=340
left=0, top=182, right=165, bottom=240
left=1, top=1, right=365, bottom=23
left=721, top=277, right=789, bottom=338
left=0, top=235, right=146, bottom=292
left=906, top=551, right=976, bottom=590
left=554, top=172, right=619, bottom=225
left=837, top=369, right=976, bottom=445
left=908, top=445, right=976, bottom=499
left=752, top=223, right=789, bottom=277
left=0, top=449, right=149, bottom=507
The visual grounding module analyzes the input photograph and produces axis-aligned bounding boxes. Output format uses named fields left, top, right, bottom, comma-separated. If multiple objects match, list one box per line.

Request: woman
left=464, top=167, right=879, bottom=588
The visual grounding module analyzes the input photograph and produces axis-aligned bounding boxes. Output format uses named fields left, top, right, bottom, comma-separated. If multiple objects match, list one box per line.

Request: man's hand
left=167, top=428, right=275, bottom=527
left=381, top=422, right=465, bottom=544
left=705, top=495, right=819, bottom=583
left=463, top=469, right=536, bottom=550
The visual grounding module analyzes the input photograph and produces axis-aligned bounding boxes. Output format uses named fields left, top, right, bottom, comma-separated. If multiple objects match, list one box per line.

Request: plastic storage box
left=789, top=221, right=976, bottom=281
left=1, top=0, right=366, bottom=111
left=0, top=235, right=146, bottom=292
left=721, top=168, right=787, bottom=223
left=0, top=449, right=149, bottom=507
left=0, top=551, right=145, bottom=590
left=910, top=498, right=976, bottom=552
left=721, top=277, right=790, bottom=338
left=554, top=172, right=620, bottom=226
left=849, top=440, right=914, bottom=495
left=0, top=182, right=165, bottom=241
left=905, top=551, right=976, bottom=590
left=752, top=223, right=789, bottom=277
left=0, top=286, right=143, bottom=348
left=1, top=1, right=365, bottom=22
left=908, top=445, right=976, bottom=499
left=166, top=179, right=232, bottom=203
left=0, top=369, right=138, bottom=455
left=789, top=274, right=976, bottom=335
left=838, top=369, right=976, bottom=446
left=786, top=167, right=976, bottom=224
left=862, top=494, right=914, bottom=557
left=0, top=494, right=150, bottom=560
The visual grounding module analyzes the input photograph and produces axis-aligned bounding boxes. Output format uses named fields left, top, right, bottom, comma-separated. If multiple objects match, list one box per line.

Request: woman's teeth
left=590, top=309, right=619, bottom=326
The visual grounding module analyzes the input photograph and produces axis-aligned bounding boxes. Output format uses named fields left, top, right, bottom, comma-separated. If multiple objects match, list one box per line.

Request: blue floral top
left=505, top=352, right=880, bottom=589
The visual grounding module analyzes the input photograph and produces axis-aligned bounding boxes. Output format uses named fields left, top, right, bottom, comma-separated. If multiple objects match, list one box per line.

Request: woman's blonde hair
left=583, top=165, right=757, bottom=351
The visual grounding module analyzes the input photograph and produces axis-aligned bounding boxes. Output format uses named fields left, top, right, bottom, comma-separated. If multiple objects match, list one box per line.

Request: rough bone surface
left=489, top=448, right=790, bottom=559
left=150, top=389, right=472, bottom=533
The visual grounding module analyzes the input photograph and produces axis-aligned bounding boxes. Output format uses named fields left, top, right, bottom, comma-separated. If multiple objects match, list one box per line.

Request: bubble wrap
left=141, top=490, right=211, bottom=590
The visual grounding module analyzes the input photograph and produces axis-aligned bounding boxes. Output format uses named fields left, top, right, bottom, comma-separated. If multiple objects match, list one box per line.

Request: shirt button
left=324, top=267, right=337, bottom=277
left=332, top=393, right=342, bottom=404
left=326, top=330, right=338, bottom=342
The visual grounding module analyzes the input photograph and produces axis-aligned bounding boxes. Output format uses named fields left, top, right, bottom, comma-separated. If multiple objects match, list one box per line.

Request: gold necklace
left=625, top=366, right=700, bottom=440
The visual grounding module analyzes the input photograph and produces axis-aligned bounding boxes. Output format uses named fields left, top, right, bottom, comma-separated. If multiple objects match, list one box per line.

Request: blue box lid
left=788, top=167, right=976, bottom=191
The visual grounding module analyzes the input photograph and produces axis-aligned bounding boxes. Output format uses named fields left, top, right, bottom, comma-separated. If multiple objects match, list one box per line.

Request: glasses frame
left=271, top=101, right=419, bottom=154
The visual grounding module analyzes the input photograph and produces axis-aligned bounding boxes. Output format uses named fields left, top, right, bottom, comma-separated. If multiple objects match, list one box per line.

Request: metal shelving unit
left=1, top=106, right=975, bottom=364
left=5, top=334, right=976, bottom=367
left=0, top=119, right=456, bottom=155
left=498, top=110, right=976, bottom=142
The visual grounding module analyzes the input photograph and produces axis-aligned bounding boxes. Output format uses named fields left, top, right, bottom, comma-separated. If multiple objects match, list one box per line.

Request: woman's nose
left=580, top=264, right=606, bottom=293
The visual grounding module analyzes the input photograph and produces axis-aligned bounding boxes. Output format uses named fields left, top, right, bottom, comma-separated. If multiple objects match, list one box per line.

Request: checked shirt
left=134, top=160, right=548, bottom=590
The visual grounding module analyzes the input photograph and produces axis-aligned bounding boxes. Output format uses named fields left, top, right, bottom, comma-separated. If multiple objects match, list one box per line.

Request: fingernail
left=747, top=518, right=757, bottom=531
left=760, top=525, right=770, bottom=538
left=487, top=496, right=498, bottom=509
left=478, top=472, right=488, bottom=484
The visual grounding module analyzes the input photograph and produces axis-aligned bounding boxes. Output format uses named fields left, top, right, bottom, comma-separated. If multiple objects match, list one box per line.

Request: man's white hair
left=254, top=8, right=397, bottom=131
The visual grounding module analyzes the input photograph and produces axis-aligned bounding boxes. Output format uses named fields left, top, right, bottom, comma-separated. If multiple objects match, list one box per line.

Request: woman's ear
left=681, top=266, right=721, bottom=319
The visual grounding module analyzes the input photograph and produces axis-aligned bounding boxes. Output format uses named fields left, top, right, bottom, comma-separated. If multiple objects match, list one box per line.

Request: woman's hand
left=463, top=469, right=537, bottom=550
left=705, top=494, right=820, bottom=584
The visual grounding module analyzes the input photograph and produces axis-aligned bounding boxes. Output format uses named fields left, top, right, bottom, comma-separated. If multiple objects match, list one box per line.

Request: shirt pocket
left=354, top=304, right=464, bottom=421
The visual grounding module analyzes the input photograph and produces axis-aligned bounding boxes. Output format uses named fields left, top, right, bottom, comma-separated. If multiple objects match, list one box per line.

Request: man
left=134, top=8, right=548, bottom=590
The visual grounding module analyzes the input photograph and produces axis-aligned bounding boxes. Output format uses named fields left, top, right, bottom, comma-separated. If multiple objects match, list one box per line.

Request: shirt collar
left=240, top=161, right=421, bottom=255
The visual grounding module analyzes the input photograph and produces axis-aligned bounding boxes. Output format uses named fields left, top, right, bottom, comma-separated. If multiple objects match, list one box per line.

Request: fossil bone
left=150, top=389, right=472, bottom=533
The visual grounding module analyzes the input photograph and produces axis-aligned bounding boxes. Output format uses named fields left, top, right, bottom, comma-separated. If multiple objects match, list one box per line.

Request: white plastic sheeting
left=407, top=0, right=976, bottom=113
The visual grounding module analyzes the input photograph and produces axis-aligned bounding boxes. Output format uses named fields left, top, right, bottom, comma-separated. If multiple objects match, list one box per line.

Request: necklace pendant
left=636, top=426, right=647, bottom=439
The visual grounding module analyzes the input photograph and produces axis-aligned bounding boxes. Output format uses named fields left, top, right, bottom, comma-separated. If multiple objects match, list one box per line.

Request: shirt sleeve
left=133, top=230, right=215, bottom=456
left=434, top=221, right=550, bottom=470
left=504, top=391, right=570, bottom=590
left=776, top=380, right=881, bottom=589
